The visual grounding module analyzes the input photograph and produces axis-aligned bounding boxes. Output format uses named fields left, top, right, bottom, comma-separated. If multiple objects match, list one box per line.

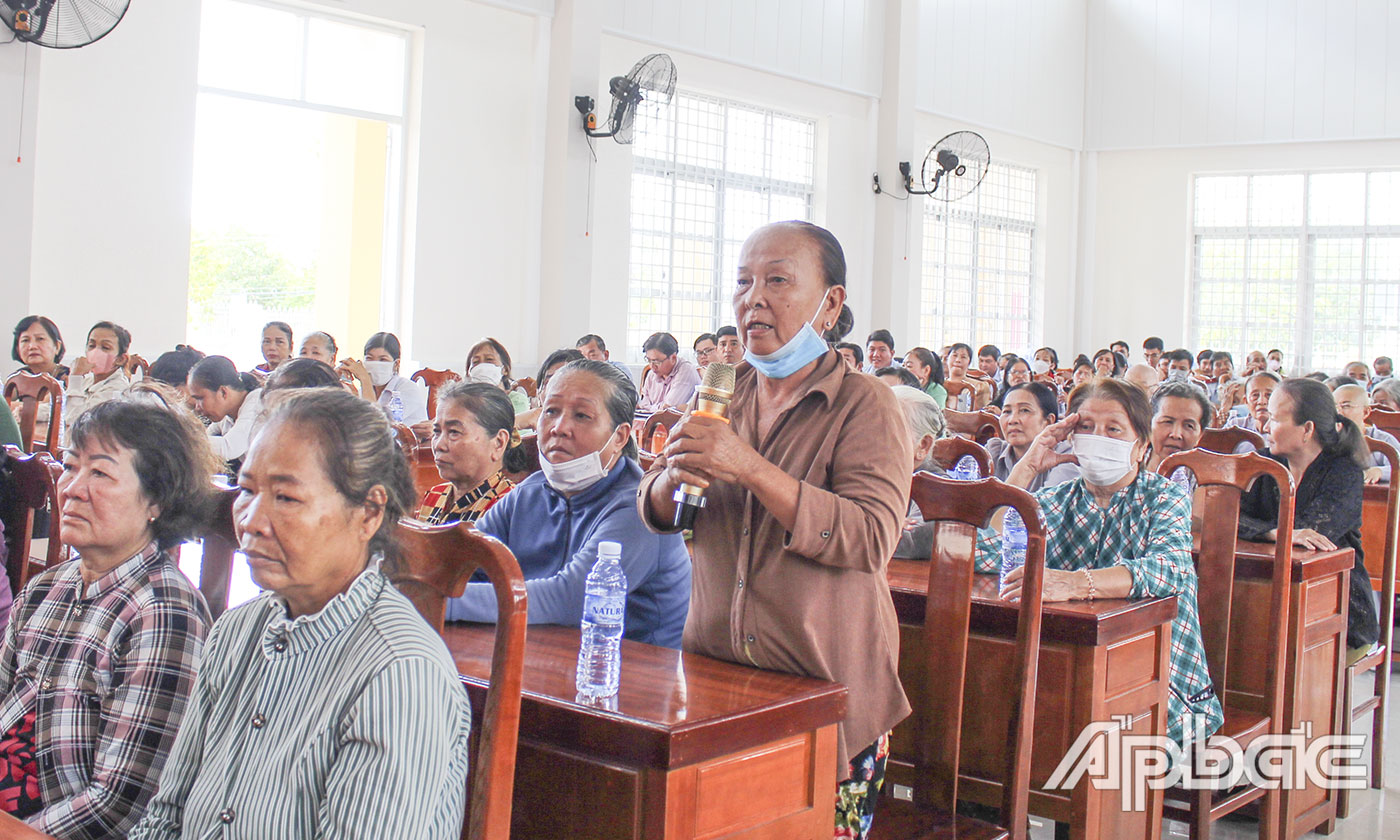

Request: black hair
left=875, top=366, right=922, bottom=388
left=867, top=329, right=895, bottom=351
left=1143, top=337, right=1165, bottom=352
left=1210, top=351, right=1233, bottom=365
left=70, top=399, right=222, bottom=550
left=1376, top=356, right=1392, bottom=366
left=364, top=331, right=402, bottom=360
left=468, top=337, right=515, bottom=387
left=575, top=334, right=608, bottom=352
left=437, top=381, right=533, bottom=474
left=1166, top=348, right=1194, bottom=366
left=1093, top=348, right=1126, bottom=377
left=1152, top=380, right=1213, bottom=428
left=642, top=332, right=680, bottom=357
left=693, top=333, right=717, bottom=350
left=263, top=321, right=293, bottom=343
left=1197, top=348, right=1214, bottom=362
left=189, top=355, right=258, bottom=393
left=835, top=342, right=864, bottom=365
left=88, top=321, right=132, bottom=355
left=1324, top=375, right=1359, bottom=391
left=715, top=326, right=738, bottom=339
left=977, top=344, right=1001, bottom=359
left=1110, top=340, right=1130, bottom=352
left=1277, top=377, right=1370, bottom=468
left=549, top=359, right=640, bottom=461
left=1004, top=381, right=1059, bottom=421
left=12, top=315, right=65, bottom=365
left=823, top=305, right=855, bottom=344
left=949, top=342, right=973, bottom=359
left=535, top=348, right=586, bottom=393
left=904, top=347, right=944, bottom=386
left=148, top=346, right=206, bottom=387
left=264, top=358, right=343, bottom=392
left=1034, top=346, right=1059, bottom=369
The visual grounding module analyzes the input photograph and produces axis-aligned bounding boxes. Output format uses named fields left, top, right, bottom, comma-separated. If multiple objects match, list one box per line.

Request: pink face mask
left=86, top=348, right=117, bottom=375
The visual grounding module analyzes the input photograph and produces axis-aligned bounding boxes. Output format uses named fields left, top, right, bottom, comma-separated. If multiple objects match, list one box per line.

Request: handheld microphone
left=673, top=363, right=736, bottom=529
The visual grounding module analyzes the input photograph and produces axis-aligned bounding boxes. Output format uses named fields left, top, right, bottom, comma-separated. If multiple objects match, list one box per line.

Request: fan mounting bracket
left=898, top=160, right=941, bottom=196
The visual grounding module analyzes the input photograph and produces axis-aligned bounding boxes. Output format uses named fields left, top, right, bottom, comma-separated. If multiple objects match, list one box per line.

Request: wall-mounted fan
left=574, top=53, right=677, bottom=145
left=2, top=0, right=130, bottom=49
left=900, top=131, right=991, bottom=201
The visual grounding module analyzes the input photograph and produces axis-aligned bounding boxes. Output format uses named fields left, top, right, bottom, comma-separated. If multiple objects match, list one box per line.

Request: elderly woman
left=186, top=356, right=264, bottom=466
left=1335, top=384, right=1400, bottom=484
left=987, top=382, right=1079, bottom=489
left=890, top=385, right=947, bottom=561
left=986, top=379, right=1223, bottom=748
left=252, top=322, right=293, bottom=377
left=446, top=361, right=690, bottom=647
left=640, top=221, right=911, bottom=838
left=901, top=347, right=947, bottom=407
left=262, top=358, right=344, bottom=393
left=129, top=389, right=472, bottom=839
left=1238, top=378, right=1380, bottom=665
left=61, top=322, right=134, bottom=442
left=418, top=382, right=524, bottom=524
left=467, top=337, right=531, bottom=414
left=0, top=399, right=215, bottom=837
left=1371, top=378, right=1400, bottom=411
left=1146, top=380, right=1212, bottom=473
left=297, top=331, right=338, bottom=367
left=515, top=348, right=585, bottom=431
left=11, top=317, right=68, bottom=381
left=338, top=332, right=429, bottom=425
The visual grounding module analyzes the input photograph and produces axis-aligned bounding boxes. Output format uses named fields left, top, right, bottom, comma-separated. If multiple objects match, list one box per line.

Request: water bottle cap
left=598, top=541, right=622, bottom=561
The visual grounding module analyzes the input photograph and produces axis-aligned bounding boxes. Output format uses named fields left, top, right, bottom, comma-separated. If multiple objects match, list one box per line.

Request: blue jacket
left=445, top=458, right=691, bottom=648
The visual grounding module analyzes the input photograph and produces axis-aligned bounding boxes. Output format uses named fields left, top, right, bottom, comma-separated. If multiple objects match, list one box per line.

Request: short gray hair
left=891, top=385, right=945, bottom=469
left=1375, top=378, right=1400, bottom=405
left=1151, top=380, right=1213, bottom=427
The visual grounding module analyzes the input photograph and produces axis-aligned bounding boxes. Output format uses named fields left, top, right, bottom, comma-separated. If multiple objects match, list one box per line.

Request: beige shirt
left=639, top=351, right=912, bottom=775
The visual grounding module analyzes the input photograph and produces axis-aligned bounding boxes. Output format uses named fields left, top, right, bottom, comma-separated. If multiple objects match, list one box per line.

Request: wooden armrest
left=0, top=811, right=55, bottom=840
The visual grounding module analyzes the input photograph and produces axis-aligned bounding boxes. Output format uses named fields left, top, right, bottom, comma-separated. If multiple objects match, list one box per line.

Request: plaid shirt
left=416, top=472, right=513, bottom=525
left=0, top=542, right=210, bottom=839
left=976, top=470, right=1224, bottom=745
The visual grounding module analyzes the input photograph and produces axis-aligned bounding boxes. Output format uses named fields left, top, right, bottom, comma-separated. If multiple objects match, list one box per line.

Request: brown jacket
left=638, top=351, right=912, bottom=774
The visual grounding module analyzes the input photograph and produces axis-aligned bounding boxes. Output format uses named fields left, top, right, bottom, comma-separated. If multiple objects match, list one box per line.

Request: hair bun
left=824, top=304, right=854, bottom=343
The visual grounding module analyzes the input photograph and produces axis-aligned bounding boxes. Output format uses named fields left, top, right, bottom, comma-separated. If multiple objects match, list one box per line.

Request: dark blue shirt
left=445, top=458, right=691, bottom=648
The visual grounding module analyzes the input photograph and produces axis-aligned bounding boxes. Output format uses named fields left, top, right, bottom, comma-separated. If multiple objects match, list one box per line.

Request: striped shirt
left=0, top=542, right=209, bottom=840
left=416, top=472, right=514, bottom=525
left=129, top=561, right=471, bottom=840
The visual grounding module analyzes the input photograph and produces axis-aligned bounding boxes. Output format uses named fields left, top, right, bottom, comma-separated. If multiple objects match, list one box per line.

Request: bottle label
left=585, top=597, right=625, bottom=625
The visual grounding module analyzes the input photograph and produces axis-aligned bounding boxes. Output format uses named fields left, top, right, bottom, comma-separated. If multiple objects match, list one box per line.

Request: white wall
left=1086, top=0, right=1400, bottom=150
left=917, top=0, right=1089, bottom=150
left=0, top=42, right=40, bottom=324
left=1084, top=138, right=1400, bottom=355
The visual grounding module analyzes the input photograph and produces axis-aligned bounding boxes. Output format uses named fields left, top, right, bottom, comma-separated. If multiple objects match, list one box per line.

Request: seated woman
left=467, top=337, right=530, bottom=414
left=186, top=356, right=265, bottom=467
left=297, top=331, right=338, bottom=367
left=338, top=332, right=429, bottom=425
left=1238, top=378, right=1380, bottom=664
left=1146, top=380, right=1211, bottom=473
left=128, top=389, right=472, bottom=839
left=515, top=348, right=585, bottom=431
left=990, top=357, right=1034, bottom=409
left=0, top=399, right=216, bottom=836
left=874, top=367, right=921, bottom=389
left=1091, top=347, right=1124, bottom=378
left=1032, top=346, right=1059, bottom=379
left=901, top=347, right=947, bottom=407
left=12, top=316, right=68, bottom=381
left=252, top=321, right=293, bottom=377
left=891, top=386, right=947, bottom=560
left=982, top=378, right=1223, bottom=747
left=1335, top=384, right=1399, bottom=484
left=147, top=346, right=205, bottom=406
left=61, top=322, right=134, bottom=444
left=446, top=360, right=690, bottom=648
left=944, top=342, right=993, bottom=408
left=987, top=382, right=1079, bottom=490
left=418, top=382, right=524, bottom=524
left=1373, top=378, right=1400, bottom=411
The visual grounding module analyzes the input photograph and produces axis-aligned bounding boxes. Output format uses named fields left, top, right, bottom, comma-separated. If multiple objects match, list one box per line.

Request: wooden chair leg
left=1372, top=665, right=1388, bottom=790
left=1259, top=788, right=1280, bottom=840
left=1188, top=787, right=1212, bottom=840
left=1337, top=671, right=1355, bottom=819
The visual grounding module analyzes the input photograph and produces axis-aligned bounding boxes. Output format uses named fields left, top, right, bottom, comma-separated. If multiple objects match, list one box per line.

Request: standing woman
left=901, top=347, right=947, bottom=407
left=186, top=356, right=265, bottom=466
left=641, top=221, right=911, bottom=838
left=338, top=332, right=429, bottom=425
left=1238, top=377, right=1380, bottom=664
left=254, top=322, right=293, bottom=377
left=62, top=322, right=133, bottom=442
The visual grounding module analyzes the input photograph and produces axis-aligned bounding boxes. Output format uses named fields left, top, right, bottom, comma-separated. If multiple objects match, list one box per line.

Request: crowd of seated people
left=7, top=222, right=1400, bottom=840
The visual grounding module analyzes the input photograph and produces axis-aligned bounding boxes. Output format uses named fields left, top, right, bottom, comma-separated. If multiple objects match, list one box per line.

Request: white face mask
left=363, top=360, right=395, bottom=386
left=1072, top=433, right=1138, bottom=486
left=1266, top=359, right=1282, bottom=372
left=1031, top=358, right=1051, bottom=375
left=539, top=436, right=622, bottom=495
left=468, top=363, right=504, bottom=386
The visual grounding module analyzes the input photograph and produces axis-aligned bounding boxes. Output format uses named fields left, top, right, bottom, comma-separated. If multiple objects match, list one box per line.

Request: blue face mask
left=743, top=294, right=832, bottom=380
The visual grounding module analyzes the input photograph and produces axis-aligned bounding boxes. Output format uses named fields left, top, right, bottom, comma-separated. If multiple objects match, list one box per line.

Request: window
left=1191, top=171, right=1400, bottom=372
left=919, top=162, right=1038, bottom=352
left=189, top=0, right=411, bottom=369
left=627, top=92, right=816, bottom=358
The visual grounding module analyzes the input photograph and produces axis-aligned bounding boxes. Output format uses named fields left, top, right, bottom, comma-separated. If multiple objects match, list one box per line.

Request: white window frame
left=1189, top=170, right=1400, bottom=373
left=627, top=91, right=816, bottom=359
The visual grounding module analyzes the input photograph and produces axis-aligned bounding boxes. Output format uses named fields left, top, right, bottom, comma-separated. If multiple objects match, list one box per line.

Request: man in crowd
left=715, top=326, right=744, bottom=365
left=865, top=330, right=896, bottom=372
left=1142, top=336, right=1164, bottom=369
left=639, top=332, right=701, bottom=412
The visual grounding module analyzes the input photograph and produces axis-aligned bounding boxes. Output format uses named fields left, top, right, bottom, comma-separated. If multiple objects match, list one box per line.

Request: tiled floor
left=1023, top=669, right=1400, bottom=839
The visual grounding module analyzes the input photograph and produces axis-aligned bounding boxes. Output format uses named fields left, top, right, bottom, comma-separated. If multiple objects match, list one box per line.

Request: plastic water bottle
left=576, top=541, right=627, bottom=700
left=958, top=391, right=973, bottom=411
left=1000, top=508, right=1028, bottom=589
left=1170, top=467, right=1193, bottom=496
left=387, top=390, right=404, bottom=423
left=950, top=455, right=980, bottom=481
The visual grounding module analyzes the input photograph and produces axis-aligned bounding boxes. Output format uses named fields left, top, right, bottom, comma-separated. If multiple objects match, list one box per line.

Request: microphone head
left=702, top=362, right=736, bottom=395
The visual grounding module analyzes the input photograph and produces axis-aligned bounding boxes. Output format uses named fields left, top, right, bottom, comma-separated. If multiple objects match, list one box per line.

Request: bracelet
left=1083, top=567, right=1097, bottom=600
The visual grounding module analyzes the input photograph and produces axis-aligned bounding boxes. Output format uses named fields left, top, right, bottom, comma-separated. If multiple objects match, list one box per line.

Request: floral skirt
left=834, top=732, right=890, bottom=839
